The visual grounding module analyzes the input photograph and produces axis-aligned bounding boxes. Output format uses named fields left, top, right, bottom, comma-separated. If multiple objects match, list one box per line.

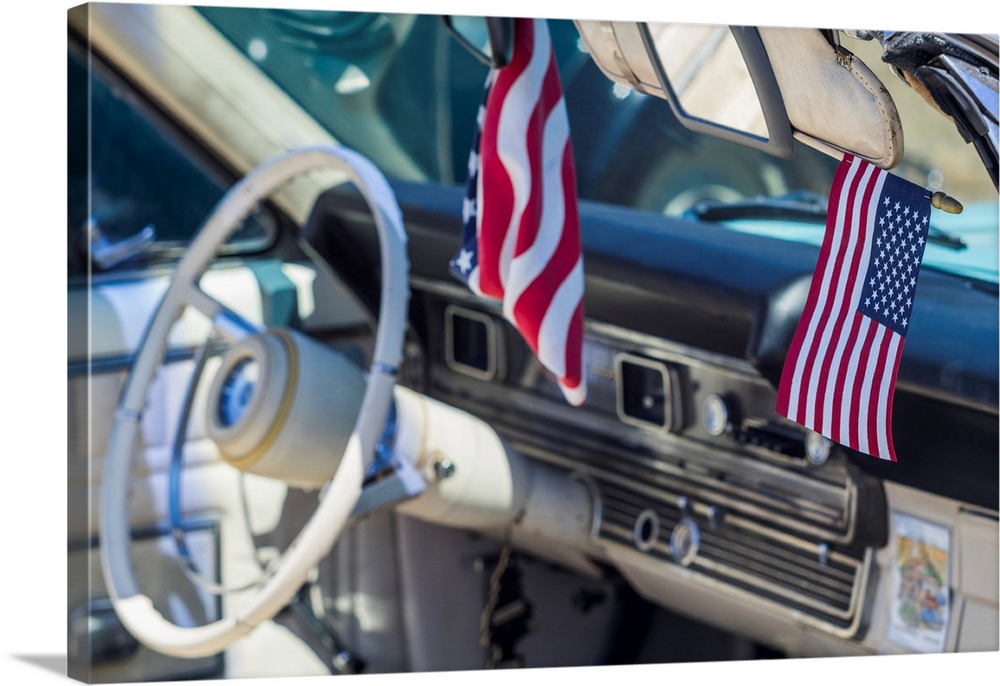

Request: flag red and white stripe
left=451, top=17, right=586, bottom=405
left=776, top=154, right=931, bottom=461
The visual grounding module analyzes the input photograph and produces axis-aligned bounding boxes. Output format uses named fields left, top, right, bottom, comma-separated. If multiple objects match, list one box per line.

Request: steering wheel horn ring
left=100, top=146, right=410, bottom=658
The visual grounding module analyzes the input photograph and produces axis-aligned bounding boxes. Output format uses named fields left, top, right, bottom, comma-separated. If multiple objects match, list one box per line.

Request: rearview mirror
left=575, top=20, right=904, bottom=168
left=643, top=23, right=794, bottom=158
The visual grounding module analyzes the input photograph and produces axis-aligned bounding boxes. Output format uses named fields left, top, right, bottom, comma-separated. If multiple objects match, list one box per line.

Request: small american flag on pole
left=776, top=154, right=932, bottom=461
left=450, top=17, right=586, bottom=406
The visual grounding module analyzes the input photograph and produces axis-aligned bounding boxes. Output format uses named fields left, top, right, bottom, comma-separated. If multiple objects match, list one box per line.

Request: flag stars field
left=860, top=194, right=930, bottom=335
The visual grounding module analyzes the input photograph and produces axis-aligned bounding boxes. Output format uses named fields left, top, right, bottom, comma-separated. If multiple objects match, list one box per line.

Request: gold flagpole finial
left=929, top=191, right=963, bottom=214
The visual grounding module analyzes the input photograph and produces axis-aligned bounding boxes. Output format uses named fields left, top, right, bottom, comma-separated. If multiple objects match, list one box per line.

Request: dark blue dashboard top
left=306, top=180, right=999, bottom=510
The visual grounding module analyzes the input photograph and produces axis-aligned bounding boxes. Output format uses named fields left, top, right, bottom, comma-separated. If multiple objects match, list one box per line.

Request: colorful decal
left=888, top=512, right=951, bottom=652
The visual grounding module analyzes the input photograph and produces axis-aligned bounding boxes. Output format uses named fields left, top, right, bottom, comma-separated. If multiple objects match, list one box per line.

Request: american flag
left=776, top=154, right=932, bottom=461
left=450, top=18, right=586, bottom=406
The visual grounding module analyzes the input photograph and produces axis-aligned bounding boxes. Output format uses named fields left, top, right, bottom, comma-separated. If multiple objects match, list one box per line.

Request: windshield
left=197, top=8, right=998, bottom=284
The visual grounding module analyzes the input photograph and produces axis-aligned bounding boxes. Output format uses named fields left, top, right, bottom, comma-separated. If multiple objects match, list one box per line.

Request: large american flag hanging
left=450, top=17, right=586, bottom=406
left=776, top=154, right=932, bottom=461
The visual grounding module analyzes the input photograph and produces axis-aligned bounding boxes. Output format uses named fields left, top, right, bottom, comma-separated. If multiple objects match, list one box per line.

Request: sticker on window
left=888, top=512, right=951, bottom=653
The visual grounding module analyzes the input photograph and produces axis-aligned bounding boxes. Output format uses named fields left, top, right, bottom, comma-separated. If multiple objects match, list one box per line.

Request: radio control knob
left=805, top=431, right=832, bottom=466
left=669, top=517, right=701, bottom=567
left=702, top=395, right=730, bottom=436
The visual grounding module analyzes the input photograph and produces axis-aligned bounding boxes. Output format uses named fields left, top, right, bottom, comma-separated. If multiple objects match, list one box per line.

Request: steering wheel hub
left=206, top=329, right=366, bottom=488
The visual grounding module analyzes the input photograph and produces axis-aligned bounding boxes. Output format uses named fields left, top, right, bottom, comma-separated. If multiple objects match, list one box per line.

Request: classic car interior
left=64, top=2, right=998, bottom=683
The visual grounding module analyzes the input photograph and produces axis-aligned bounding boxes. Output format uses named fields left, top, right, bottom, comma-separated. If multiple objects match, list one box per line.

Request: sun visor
left=757, top=27, right=903, bottom=168
left=575, top=21, right=667, bottom=97
left=576, top=21, right=904, bottom=168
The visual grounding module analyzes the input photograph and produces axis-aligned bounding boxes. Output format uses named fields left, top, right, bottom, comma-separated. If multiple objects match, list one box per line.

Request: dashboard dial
left=702, top=394, right=729, bottom=436
left=805, top=431, right=832, bottom=466
left=669, top=517, right=701, bottom=566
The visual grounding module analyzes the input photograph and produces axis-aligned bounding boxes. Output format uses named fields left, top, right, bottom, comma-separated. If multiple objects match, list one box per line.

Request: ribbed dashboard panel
left=411, top=280, right=881, bottom=639
left=491, top=411, right=872, bottom=634
left=597, top=478, right=867, bottom=629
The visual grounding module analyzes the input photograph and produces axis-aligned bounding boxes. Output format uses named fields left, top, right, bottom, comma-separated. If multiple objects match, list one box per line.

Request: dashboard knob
left=805, top=431, right=832, bottom=466
left=669, top=517, right=701, bottom=566
left=702, top=394, right=730, bottom=436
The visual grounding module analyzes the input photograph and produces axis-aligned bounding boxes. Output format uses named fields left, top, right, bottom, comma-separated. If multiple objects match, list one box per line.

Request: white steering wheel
left=100, top=146, right=409, bottom=658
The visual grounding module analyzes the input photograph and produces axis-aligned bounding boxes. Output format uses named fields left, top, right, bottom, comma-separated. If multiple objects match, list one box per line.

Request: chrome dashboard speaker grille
left=597, top=479, right=869, bottom=630
left=495, top=414, right=876, bottom=636
left=414, top=283, right=882, bottom=640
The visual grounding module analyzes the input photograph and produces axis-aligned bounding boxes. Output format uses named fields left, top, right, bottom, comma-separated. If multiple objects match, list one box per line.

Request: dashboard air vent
left=616, top=354, right=682, bottom=431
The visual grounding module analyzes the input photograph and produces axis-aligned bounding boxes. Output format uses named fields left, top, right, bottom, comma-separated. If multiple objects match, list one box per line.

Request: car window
left=68, top=48, right=275, bottom=276
left=196, top=8, right=488, bottom=185
left=194, top=9, right=997, bottom=285
left=197, top=9, right=836, bottom=203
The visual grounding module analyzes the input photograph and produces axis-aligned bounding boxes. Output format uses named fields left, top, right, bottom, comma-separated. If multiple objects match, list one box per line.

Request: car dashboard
left=301, top=177, right=998, bottom=659
left=416, top=277, right=880, bottom=634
